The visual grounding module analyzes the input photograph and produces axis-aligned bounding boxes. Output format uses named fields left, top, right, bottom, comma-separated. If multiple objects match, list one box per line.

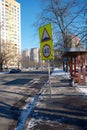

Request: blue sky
left=16, top=0, right=41, bottom=50
left=16, top=0, right=87, bottom=50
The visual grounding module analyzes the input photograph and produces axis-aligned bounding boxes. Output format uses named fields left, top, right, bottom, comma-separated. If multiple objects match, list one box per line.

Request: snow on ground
left=1, top=67, right=87, bottom=130
left=77, top=77, right=87, bottom=95
left=51, top=68, right=70, bottom=78
left=27, top=118, right=37, bottom=129
left=51, top=68, right=87, bottom=95
left=15, top=95, right=40, bottom=130
left=77, top=86, right=87, bottom=95
left=0, top=72, right=9, bottom=74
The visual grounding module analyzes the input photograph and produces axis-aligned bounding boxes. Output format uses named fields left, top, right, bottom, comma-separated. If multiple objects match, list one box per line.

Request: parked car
left=16, top=68, right=21, bottom=72
left=9, top=68, right=21, bottom=73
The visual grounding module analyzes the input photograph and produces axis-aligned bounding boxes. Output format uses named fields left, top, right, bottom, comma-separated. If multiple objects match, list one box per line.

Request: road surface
left=0, top=70, right=48, bottom=130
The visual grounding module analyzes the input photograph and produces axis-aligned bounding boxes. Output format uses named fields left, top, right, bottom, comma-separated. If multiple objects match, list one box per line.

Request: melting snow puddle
left=15, top=95, right=40, bottom=130
left=15, top=81, right=47, bottom=130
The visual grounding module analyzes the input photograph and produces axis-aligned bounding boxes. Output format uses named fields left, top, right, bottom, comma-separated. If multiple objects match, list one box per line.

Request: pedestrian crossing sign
left=39, top=23, right=54, bottom=60
left=41, top=28, right=51, bottom=42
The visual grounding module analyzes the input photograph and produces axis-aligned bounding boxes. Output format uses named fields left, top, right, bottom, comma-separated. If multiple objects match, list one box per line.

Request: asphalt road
left=0, top=70, right=48, bottom=130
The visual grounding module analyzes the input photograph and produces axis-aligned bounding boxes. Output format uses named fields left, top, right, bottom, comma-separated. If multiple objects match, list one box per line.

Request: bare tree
left=0, top=40, right=20, bottom=71
left=35, top=0, right=87, bottom=50
left=0, top=52, right=4, bottom=71
left=0, top=40, right=7, bottom=71
left=81, top=7, right=87, bottom=49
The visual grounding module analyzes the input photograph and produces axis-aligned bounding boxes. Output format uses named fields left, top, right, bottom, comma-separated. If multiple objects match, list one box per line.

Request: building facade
left=30, top=48, right=40, bottom=63
left=22, top=48, right=40, bottom=68
left=0, top=0, right=21, bottom=69
left=22, top=49, right=30, bottom=68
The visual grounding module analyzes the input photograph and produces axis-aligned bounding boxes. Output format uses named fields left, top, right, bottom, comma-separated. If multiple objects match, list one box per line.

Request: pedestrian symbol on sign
left=41, top=28, right=51, bottom=42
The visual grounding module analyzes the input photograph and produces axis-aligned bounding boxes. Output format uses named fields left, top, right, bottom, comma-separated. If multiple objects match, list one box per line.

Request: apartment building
left=22, top=49, right=30, bottom=68
left=0, top=0, right=21, bottom=69
left=30, top=48, right=40, bottom=63
left=22, top=48, right=41, bottom=68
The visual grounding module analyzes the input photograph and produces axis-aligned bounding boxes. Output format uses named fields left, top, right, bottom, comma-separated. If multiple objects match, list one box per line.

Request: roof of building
left=62, top=48, right=87, bottom=57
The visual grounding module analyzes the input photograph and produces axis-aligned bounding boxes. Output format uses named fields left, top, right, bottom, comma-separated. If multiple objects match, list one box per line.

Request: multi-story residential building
left=71, top=35, right=82, bottom=48
left=22, top=49, right=30, bottom=68
left=65, top=34, right=82, bottom=48
left=0, top=0, right=21, bottom=69
left=22, top=48, right=49, bottom=69
left=22, top=48, right=41, bottom=68
left=30, top=48, right=40, bottom=63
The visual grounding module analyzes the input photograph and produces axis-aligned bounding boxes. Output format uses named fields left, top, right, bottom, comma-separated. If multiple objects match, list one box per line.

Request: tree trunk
left=0, top=63, right=3, bottom=71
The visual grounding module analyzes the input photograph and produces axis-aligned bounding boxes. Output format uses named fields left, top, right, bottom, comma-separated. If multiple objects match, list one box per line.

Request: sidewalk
left=51, top=68, right=87, bottom=95
left=24, top=68, right=87, bottom=130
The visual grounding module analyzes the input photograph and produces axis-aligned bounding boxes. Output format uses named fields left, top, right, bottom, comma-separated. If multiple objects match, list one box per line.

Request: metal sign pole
left=48, top=60, right=51, bottom=100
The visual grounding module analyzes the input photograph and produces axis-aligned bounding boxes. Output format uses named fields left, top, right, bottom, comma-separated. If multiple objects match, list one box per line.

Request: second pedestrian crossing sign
left=39, top=23, right=54, bottom=60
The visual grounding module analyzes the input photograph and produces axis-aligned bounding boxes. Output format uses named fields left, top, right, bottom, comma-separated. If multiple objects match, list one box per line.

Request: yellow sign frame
left=39, top=23, right=54, bottom=60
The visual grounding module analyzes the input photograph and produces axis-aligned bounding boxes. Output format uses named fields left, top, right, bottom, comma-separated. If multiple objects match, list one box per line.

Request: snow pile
left=51, top=68, right=70, bottom=78
left=77, top=86, right=87, bottom=95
